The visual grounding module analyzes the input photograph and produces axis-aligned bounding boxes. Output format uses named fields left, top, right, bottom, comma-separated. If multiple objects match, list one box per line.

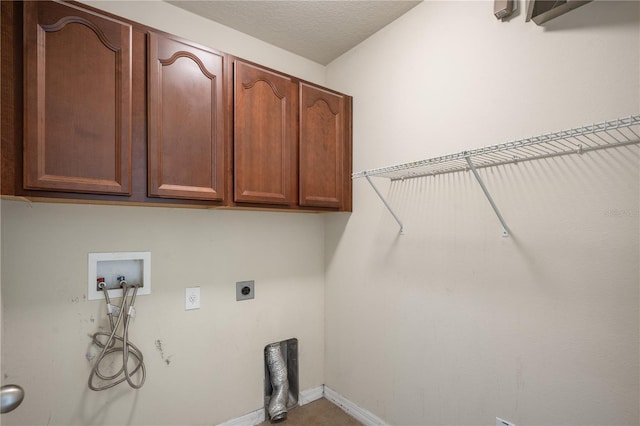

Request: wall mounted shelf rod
left=465, top=156, right=509, bottom=237
left=364, top=175, right=404, bottom=234
left=353, top=114, right=640, bottom=235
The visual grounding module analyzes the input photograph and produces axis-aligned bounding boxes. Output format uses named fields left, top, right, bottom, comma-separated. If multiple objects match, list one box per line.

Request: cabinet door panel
left=299, top=83, right=347, bottom=209
left=148, top=33, right=225, bottom=201
left=234, top=61, right=297, bottom=205
left=23, top=1, right=132, bottom=194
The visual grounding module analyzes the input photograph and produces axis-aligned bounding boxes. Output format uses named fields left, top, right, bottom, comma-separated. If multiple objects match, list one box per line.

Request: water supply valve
left=88, top=252, right=151, bottom=301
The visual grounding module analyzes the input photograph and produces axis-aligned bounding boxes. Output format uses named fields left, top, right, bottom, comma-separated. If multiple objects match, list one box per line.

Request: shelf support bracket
left=365, top=175, right=404, bottom=234
left=465, top=157, right=510, bottom=237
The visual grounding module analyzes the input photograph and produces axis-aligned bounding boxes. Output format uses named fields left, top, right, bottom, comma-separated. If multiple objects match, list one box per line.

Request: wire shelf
left=353, top=115, right=640, bottom=181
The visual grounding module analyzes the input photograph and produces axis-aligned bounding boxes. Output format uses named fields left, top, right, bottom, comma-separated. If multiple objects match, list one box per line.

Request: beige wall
left=324, top=1, right=639, bottom=425
left=0, top=1, right=327, bottom=425
left=3, top=1, right=640, bottom=426
left=1, top=203, right=326, bottom=425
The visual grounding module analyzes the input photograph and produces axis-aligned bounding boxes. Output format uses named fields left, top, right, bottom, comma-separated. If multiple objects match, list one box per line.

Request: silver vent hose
left=266, top=343, right=289, bottom=421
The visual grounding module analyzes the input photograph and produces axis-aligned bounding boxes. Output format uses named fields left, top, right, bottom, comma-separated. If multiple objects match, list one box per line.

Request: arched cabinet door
left=147, top=32, right=226, bottom=201
left=233, top=60, right=298, bottom=206
left=299, top=82, right=351, bottom=209
left=23, top=1, right=133, bottom=195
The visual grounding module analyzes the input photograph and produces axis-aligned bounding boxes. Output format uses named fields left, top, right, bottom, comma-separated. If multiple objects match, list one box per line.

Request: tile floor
left=258, top=398, right=362, bottom=426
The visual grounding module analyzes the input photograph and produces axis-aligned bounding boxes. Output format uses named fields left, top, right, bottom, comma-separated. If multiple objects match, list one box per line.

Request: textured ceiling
left=166, top=1, right=422, bottom=65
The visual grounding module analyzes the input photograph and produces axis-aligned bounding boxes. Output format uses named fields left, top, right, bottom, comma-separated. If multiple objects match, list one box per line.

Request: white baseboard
left=217, top=385, right=386, bottom=426
left=299, top=385, right=324, bottom=405
left=216, top=406, right=265, bottom=426
left=216, top=385, right=325, bottom=426
left=324, top=386, right=389, bottom=426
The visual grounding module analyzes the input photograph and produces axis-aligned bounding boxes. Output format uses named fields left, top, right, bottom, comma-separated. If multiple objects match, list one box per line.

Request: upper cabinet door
left=299, top=83, right=351, bottom=210
left=23, top=1, right=132, bottom=195
left=147, top=32, right=226, bottom=201
left=233, top=60, right=297, bottom=205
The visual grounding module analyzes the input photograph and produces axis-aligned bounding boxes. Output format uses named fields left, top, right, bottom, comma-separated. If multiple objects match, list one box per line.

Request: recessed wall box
left=88, top=252, right=151, bottom=301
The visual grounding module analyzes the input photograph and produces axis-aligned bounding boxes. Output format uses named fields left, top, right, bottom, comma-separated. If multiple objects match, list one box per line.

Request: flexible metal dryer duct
left=265, top=343, right=289, bottom=421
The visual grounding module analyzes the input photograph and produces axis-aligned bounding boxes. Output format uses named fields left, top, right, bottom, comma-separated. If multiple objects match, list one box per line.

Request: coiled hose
left=88, top=281, right=146, bottom=391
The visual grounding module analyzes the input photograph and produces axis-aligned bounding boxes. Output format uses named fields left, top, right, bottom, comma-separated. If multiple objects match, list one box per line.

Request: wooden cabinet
left=147, top=32, right=226, bottom=201
left=4, top=0, right=352, bottom=211
left=299, top=82, right=352, bottom=210
left=233, top=60, right=352, bottom=211
left=233, top=60, right=297, bottom=206
left=23, top=1, right=133, bottom=195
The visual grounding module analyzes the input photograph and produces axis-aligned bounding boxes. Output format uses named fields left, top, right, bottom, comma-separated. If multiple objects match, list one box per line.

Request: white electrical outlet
left=185, top=287, right=201, bottom=310
left=497, top=417, right=515, bottom=426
